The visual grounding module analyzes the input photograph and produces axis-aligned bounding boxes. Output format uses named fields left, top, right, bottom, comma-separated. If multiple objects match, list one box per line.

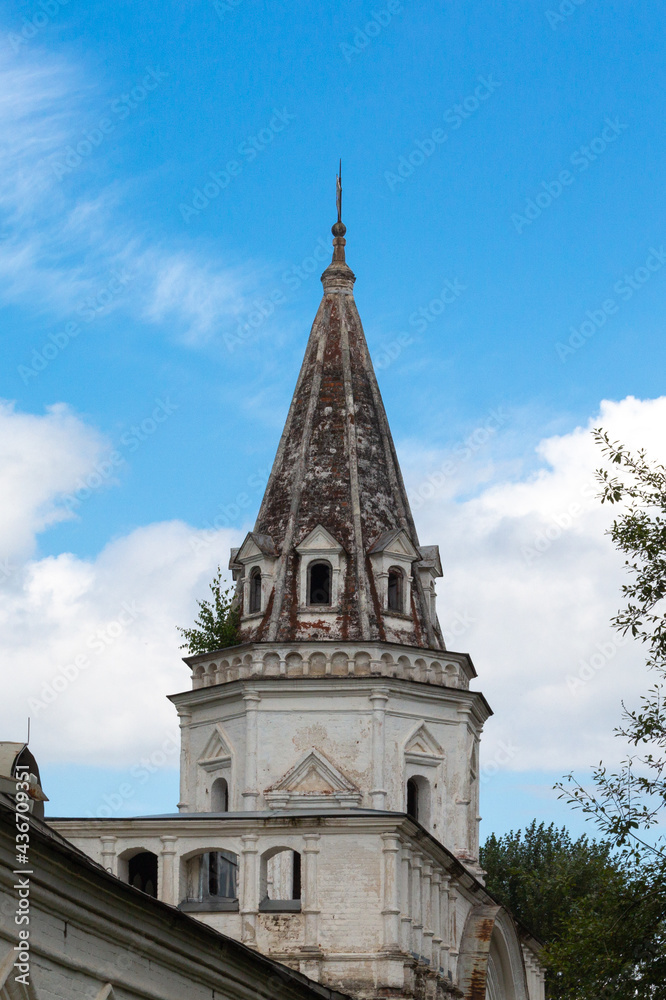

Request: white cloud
left=0, top=47, right=255, bottom=340
left=0, top=400, right=242, bottom=770
left=407, top=395, right=666, bottom=773
left=2, top=395, right=666, bottom=792
left=0, top=400, right=108, bottom=562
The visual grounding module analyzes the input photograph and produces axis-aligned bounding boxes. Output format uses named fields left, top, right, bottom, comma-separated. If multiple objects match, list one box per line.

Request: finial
left=332, top=159, right=346, bottom=239
left=321, top=160, right=355, bottom=292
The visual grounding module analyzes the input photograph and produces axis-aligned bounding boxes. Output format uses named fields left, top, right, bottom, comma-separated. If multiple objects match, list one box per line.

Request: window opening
left=249, top=568, right=262, bottom=613
left=128, top=851, right=158, bottom=898
left=308, top=562, right=331, bottom=605
left=387, top=567, right=403, bottom=612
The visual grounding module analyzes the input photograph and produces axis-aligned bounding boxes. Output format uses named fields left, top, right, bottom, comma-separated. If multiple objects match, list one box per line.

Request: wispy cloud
left=0, top=46, right=258, bottom=342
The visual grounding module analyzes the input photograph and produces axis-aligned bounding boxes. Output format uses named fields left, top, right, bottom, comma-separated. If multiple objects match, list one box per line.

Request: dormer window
left=296, top=525, right=345, bottom=610
left=249, top=567, right=262, bottom=613
left=387, top=567, right=404, bottom=612
left=308, top=561, right=332, bottom=605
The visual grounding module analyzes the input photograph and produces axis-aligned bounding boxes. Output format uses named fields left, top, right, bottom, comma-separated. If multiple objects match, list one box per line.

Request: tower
left=52, top=191, right=545, bottom=1000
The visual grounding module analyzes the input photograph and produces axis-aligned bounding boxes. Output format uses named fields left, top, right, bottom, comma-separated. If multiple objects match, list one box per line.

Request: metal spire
left=336, top=159, right=342, bottom=224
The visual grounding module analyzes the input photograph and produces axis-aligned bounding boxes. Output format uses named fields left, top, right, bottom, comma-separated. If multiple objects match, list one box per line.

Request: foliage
left=558, top=430, right=666, bottom=861
left=177, top=567, right=240, bottom=655
left=552, top=429, right=666, bottom=997
left=480, top=822, right=656, bottom=999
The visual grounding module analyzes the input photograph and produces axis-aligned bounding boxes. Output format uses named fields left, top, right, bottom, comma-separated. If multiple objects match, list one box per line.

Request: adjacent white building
left=51, top=210, right=545, bottom=1000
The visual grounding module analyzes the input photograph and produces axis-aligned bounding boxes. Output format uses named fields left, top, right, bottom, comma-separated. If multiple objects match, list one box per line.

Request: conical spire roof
left=235, top=195, right=444, bottom=650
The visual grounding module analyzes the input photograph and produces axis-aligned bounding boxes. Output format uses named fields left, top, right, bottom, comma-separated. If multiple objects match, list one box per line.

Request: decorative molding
left=265, top=748, right=361, bottom=809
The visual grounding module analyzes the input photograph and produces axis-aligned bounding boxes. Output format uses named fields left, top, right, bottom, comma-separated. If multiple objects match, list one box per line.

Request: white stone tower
left=52, top=190, right=545, bottom=1000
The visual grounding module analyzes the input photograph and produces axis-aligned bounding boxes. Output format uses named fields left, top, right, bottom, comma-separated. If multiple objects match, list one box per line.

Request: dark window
left=387, top=567, right=403, bottom=612
left=292, top=850, right=301, bottom=900
left=211, top=777, right=228, bottom=812
left=249, top=568, right=262, bottom=613
left=128, top=851, right=158, bottom=898
left=199, top=851, right=237, bottom=900
left=406, top=777, right=419, bottom=821
left=308, top=562, right=331, bottom=605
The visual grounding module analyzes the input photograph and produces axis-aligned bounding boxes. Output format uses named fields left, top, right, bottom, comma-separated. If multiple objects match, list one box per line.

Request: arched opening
left=406, top=775, right=430, bottom=826
left=249, top=567, right=262, bottom=613
left=128, top=851, right=158, bottom=897
left=387, top=566, right=404, bottom=612
left=182, top=850, right=238, bottom=910
left=211, top=776, right=229, bottom=812
left=259, top=848, right=301, bottom=911
left=308, top=561, right=331, bottom=606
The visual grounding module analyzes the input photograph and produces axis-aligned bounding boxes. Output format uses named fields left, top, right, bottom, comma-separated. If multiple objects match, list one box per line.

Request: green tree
left=177, top=567, right=240, bottom=655
left=555, top=430, right=666, bottom=996
left=480, top=821, right=647, bottom=999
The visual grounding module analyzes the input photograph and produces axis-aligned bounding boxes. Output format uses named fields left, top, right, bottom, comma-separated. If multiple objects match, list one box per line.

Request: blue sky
left=2, top=0, right=666, bottom=842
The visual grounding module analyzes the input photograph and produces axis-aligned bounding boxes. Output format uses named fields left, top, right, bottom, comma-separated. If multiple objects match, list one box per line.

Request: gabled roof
left=234, top=532, right=278, bottom=565
left=368, top=528, right=420, bottom=560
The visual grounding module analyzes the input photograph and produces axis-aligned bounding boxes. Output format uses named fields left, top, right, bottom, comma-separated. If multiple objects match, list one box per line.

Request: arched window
left=249, top=567, right=262, bottom=613
left=211, top=776, right=228, bottom=812
left=387, top=566, right=404, bottom=612
left=128, top=851, right=158, bottom=898
left=308, top=561, right=331, bottom=606
left=406, top=775, right=430, bottom=825
left=259, top=848, right=301, bottom=911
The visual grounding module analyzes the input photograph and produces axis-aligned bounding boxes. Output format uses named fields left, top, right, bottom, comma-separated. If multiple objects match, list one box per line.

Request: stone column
left=370, top=687, right=389, bottom=809
left=100, top=835, right=117, bottom=875
left=431, top=871, right=442, bottom=974
left=176, top=707, right=192, bottom=812
left=454, top=706, right=472, bottom=855
left=240, top=834, right=259, bottom=945
left=380, top=833, right=401, bottom=951
left=400, top=842, right=413, bottom=953
left=242, top=690, right=261, bottom=809
left=439, top=875, right=451, bottom=975
left=159, top=835, right=178, bottom=905
left=421, top=860, right=433, bottom=966
left=302, top=833, right=321, bottom=950
left=411, top=853, right=423, bottom=960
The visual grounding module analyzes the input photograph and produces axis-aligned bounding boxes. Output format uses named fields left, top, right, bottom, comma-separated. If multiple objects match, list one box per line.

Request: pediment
left=405, top=723, right=444, bottom=760
left=236, top=532, right=277, bottom=564
left=198, top=726, right=233, bottom=772
left=368, top=528, right=419, bottom=561
left=268, top=749, right=356, bottom=794
left=295, top=524, right=344, bottom=555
